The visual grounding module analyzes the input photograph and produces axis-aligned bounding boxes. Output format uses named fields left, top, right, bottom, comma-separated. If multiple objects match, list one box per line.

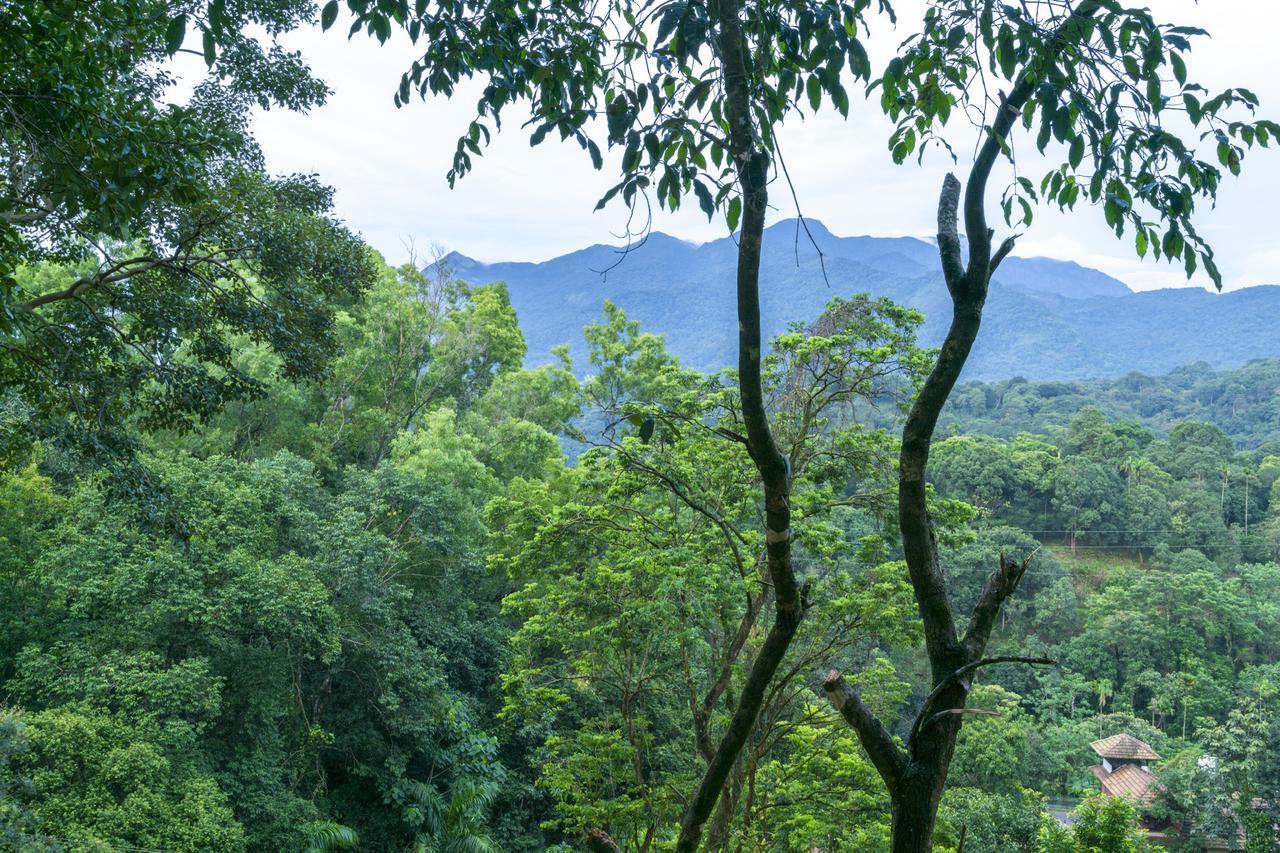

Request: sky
left=249, top=1, right=1280, bottom=292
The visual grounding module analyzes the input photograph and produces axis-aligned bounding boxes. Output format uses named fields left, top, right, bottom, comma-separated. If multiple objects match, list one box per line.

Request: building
left=1090, top=734, right=1173, bottom=845
left=1089, top=733, right=1162, bottom=807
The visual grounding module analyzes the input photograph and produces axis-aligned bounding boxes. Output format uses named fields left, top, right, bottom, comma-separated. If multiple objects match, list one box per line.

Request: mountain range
left=447, top=219, right=1280, bottom=381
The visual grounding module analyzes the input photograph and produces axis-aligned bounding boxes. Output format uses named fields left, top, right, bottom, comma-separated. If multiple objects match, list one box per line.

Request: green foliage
left=0, top=0, right=377, bottom=479
left=753, top=708, right=892, bottom=850
left=1036, top=794, right=1148, bottom=852
left=6, top=0, right=1276, bottom=848
left=943, top=361, right=1280, bottom=450
left=6, top=253, right=1280, bottom=847
left=490, top=298, right=926, bottom=845
left=304, top=821, right=360, bottom=851
left=876, top=0, right=1275, bottom=288
left=0, top=445, right=511, bottom=849
left=938, top=785, right=1046, bottom=853
left=0, top=0, right=327, bottom=289
left=0, top=711, right=56, bottom=851
left=0, top=705, right=246, bottom=851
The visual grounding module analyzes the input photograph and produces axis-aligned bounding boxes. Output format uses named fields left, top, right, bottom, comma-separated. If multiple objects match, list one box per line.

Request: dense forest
left=3, top=0, right=1279, bottom=851
left=940, top=360, right=1280, bottom=450
left=4, top=258, right=1280, bottom=849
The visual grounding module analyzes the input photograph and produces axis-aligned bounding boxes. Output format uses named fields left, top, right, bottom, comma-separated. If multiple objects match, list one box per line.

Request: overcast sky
left=250, top=1, right=1279, bottom=292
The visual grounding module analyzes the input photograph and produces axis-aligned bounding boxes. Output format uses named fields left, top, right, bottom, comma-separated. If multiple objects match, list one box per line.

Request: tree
left=1, top=0, right=377, bottom=475
left=330, top=0, right=1271, bottom=847
left=930, top=434, right=1020, bottom=513
left=1198, top=681, right=1280, bottom=851
left=820, top=0, right=1271, bottom=848
left=490, top=300, right=924, bottom=847
left=938, top=785, right=1045, bottom=853
left=1036, top=794, right=1148, bottom=853
left=1052, top=457, right=1121, bottom=553
left=0, top=443, right=514, bottom=850
left=0, top=706, right=246, bottom=851
left=327, top=0, right=895, bottom=846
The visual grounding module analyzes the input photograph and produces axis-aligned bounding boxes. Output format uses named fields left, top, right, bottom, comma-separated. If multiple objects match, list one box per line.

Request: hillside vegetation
left=4, top=0, right=1277, bottom=850
left=3, top=263, right=1277, bottom=850
left=942, top=359, right=1280, bottom=450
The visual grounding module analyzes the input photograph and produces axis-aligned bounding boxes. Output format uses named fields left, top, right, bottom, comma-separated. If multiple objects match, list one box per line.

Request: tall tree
left=820, top=1, right=1273, bottom=849
left=1, top=0, right=376, bottom=473
left=491, top=298, right=923, bottom=847
left=328, top=0, right=893, bottom=845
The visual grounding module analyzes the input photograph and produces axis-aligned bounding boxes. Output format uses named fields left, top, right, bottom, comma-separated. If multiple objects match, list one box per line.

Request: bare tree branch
left=822, top=670, right=905, bottom=793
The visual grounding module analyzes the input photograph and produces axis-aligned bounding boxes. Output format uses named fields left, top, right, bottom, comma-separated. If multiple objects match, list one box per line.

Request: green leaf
left=997, top=26, right=1017, bottom=79
left=1018, top=196, right=1033, bottom=226
left=321, top=0, right=339, bottom=31
left=1104, top=199, right=1121, bottom=230
left=1203, top=252, right=1222, bottom=289
left=1146, top=76, right=1162, bottom=113
left=1184, top=93, right=1203, bottom=124
left=165, top=15, right=187, bottom=55
left=655, top=2, right=685, bottom=45
left=726, top=196, right=742, bottom=233
left=1135, top=228, right=1148, bottom=259
left=1068, top=136, right=1085, bottom=170
left=831, top=81, right=849, bottom=117
left=209, top=0, right=226, bottom=36
left=594, top=184, right=622, bottom=212
left=1183, top=245, right=1198, bottom=278
left=644, top=133, right=661, bottom=165
left=807, top=75, right=822, bottom=112
left=202, top=30, right=216, bottom=66
left=693, top=181, right=714, bottom=219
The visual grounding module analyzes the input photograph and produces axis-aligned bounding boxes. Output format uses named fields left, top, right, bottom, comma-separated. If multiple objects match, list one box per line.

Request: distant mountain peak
left=446, top=227, right=1278, bottom=381
left=766, top=217, right=835, bottom=239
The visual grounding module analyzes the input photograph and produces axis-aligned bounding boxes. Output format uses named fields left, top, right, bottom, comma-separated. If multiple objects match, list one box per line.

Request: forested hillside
left=941, top=359, right=1280, bottom=450
left=450, top=223, right=1280, bottom=381
left=4, top=260, right=1279, bottom=849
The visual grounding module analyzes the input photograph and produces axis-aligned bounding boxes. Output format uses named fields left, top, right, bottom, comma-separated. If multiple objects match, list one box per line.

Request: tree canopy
left=1, top=0, right=376, bottom=480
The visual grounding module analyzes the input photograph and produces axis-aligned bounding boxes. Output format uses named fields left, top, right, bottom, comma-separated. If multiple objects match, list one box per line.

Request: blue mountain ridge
left=447, top=219, right=1279, bottom=381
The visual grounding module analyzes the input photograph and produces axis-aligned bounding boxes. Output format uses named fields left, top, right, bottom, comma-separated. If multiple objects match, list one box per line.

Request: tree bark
left=819, top=3, right=1100, bottom=844
left=584, top=829, right=623, bottom=853
left=675, top=0, right=803, bottom=847
left=890, top=769, right=948, bottom=852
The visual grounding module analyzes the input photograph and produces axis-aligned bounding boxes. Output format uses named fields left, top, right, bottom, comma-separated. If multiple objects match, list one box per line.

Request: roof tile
left=1091, top=733, right=1162, bottom=761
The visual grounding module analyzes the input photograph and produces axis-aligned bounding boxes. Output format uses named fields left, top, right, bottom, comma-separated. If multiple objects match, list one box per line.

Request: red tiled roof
left=1092, top=763, right=1160, bottom=805
left=1091, top=733, right=1162, bottom=761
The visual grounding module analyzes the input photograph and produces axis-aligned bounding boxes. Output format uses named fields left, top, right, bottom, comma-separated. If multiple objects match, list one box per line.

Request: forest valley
left=3, top=0, right=1280, bottom=851
left=3, top=256, right=1280, bottom=851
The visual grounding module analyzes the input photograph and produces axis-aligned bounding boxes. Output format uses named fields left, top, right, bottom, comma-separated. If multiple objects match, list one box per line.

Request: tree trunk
left=675, top=0, right=802, bottom=846
left=819, top=3, right=1095, bottom=829
left=704, top=757, right=745, bottom=851
left=889, top=769, right=946, bottom=853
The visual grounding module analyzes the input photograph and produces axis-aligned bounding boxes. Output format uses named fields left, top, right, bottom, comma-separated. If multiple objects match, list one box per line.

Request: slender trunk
left=704, top=757, right=745, bottom=851
left=820, top=0, right=1098, bottom=830
left=676, top=0, right=801, bottom=846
